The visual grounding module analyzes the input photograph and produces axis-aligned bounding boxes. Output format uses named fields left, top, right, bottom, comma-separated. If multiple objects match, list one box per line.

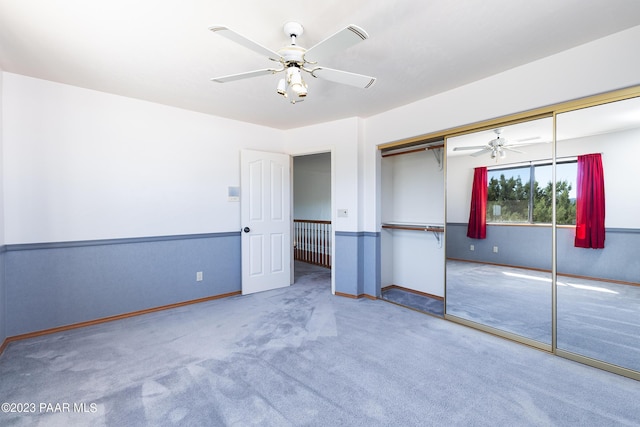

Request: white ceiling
left=1, top=0, right=640, bottom=130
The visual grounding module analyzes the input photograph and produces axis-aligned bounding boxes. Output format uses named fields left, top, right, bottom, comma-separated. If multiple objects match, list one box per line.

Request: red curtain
left=467, top=167, right=487, bottom=239
left=575, top=153, right=605, bottom=249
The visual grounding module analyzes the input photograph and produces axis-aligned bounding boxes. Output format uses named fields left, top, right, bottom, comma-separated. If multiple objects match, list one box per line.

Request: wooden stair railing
left=294, top=220, right=332, bottom=268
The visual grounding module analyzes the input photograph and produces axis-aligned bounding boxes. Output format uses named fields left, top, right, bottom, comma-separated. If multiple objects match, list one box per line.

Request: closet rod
left=381, top=224, right=444, bottom=232
left=382, top=223, right=444, bottom=246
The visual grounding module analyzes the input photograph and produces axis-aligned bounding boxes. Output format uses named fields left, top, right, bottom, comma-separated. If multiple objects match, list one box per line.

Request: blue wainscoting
left=363, top=232, right=381, bottom=298
left=447, top=223, right=640, bottom=283
left=0, top=248, right=6, bottom=346
left=557, top=227, right=640, bottom=283
left=334, top=231, right=380, bottom=298
left=447, top=223, right=552, bottom=270
left=334, top=232, right=361, bottom=296
left=4, top=233, right=241, bottom=337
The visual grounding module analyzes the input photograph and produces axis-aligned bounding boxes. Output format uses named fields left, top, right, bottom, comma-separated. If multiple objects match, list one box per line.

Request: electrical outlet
left=493, top=246, right=499, bottom=253
left=196, top=271, right=203, bottom=281
left=470, top=245, right=475, bottom=251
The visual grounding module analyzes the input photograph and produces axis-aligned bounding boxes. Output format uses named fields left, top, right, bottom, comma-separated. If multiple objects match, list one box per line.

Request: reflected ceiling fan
left=209, top=22, right=376, bottom=103
left=453, top=128, right=541, bottom=159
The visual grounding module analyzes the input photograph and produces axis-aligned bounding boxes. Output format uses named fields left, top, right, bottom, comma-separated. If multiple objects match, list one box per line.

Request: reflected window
left=487, top=160, right=577, bottom=224
left=487, top=166, right=530, bottom=222
left=535, top=161, right=577, bottom=225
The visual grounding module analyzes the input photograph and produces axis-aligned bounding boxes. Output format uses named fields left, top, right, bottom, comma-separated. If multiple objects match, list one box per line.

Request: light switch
left=228, top=186, right=240, bottom=202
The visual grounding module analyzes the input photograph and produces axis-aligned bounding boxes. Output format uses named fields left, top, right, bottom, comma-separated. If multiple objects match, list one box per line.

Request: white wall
left=293, top=152, right=331, bottom=220
left=2, top=73, right=284, bottom=244
left=381, top=150, right=444, bottom=224
left=284, top=118, right=360, bottom=232
left=364, top=25, right=640, bottom=231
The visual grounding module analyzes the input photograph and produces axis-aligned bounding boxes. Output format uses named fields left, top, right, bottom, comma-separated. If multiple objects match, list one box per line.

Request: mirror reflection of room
left=556, top=97, right=640, bottom=373
left=446, top=117, right=554, bottom=346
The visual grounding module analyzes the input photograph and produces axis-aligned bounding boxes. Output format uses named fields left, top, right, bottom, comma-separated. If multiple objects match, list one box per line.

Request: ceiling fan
left=209, top=22, right=376, bottom=103
left=453, top=128, right=541, bottom=159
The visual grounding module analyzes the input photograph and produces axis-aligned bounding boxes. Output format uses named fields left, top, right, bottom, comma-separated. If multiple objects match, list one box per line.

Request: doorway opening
left=292, top=152, right=333, bottom=290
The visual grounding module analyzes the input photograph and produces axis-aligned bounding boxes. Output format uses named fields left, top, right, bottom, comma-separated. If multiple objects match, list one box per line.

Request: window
left=487, top=160, right=576, bottom=225
left=487, top=166, right=530, bottom=223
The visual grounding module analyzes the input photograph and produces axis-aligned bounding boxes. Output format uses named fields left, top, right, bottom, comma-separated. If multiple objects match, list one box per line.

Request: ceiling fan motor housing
left=278, top=45, right=305, bottom=65
left=283, top=21, right=304, bottom=38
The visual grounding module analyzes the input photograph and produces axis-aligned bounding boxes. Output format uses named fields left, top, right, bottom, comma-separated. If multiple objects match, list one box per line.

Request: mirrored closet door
left=446, top=117, right=554, bottom=347
left=555, top=97, right=640, bottom=374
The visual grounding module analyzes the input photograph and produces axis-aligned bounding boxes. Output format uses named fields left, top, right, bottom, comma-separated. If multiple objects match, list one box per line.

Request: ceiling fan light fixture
left=277, top=78, right=287, bottom=96
left=287, top=66, right=301, bottom=83
left=286, top=66, right=307, bottom=97
left=292, top=80, right=307, bottom=97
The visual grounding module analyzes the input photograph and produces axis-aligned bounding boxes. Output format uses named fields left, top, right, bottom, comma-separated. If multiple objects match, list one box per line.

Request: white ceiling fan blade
left=514, top=136, right=541, bottom=143
left=505, top=140, right=551, bottom=148
left=310, top=67, right=376, bottom=89
left=304, top=25, right=369, bottom=63
left=211, top=68, right=280, bottom=83
left=471, top=148, right=493, bottom=157
left=504, top=147, right=526, bottom=154
left=209, top=26, right=282, bottom=61
left=453, top=145, right=489, bottom=151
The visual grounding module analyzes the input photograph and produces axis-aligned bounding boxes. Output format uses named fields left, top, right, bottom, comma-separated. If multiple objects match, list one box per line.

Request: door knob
left=243, top=227, right=250, bottom=233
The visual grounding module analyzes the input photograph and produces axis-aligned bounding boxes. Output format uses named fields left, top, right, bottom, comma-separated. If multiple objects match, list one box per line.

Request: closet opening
left=380, top=139, right=445, bottom=317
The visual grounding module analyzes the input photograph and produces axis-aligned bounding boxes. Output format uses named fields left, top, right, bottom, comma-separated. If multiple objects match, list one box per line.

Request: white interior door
left=241, top=149, right=291, bottom=295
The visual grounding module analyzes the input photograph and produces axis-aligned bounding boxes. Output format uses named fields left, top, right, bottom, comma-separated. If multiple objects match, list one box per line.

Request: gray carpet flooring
left=446, top=260, right=640, bottom=372
left=446, top=260, right=553, bottom=344
left=1, top=261, right=639, bottom=426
